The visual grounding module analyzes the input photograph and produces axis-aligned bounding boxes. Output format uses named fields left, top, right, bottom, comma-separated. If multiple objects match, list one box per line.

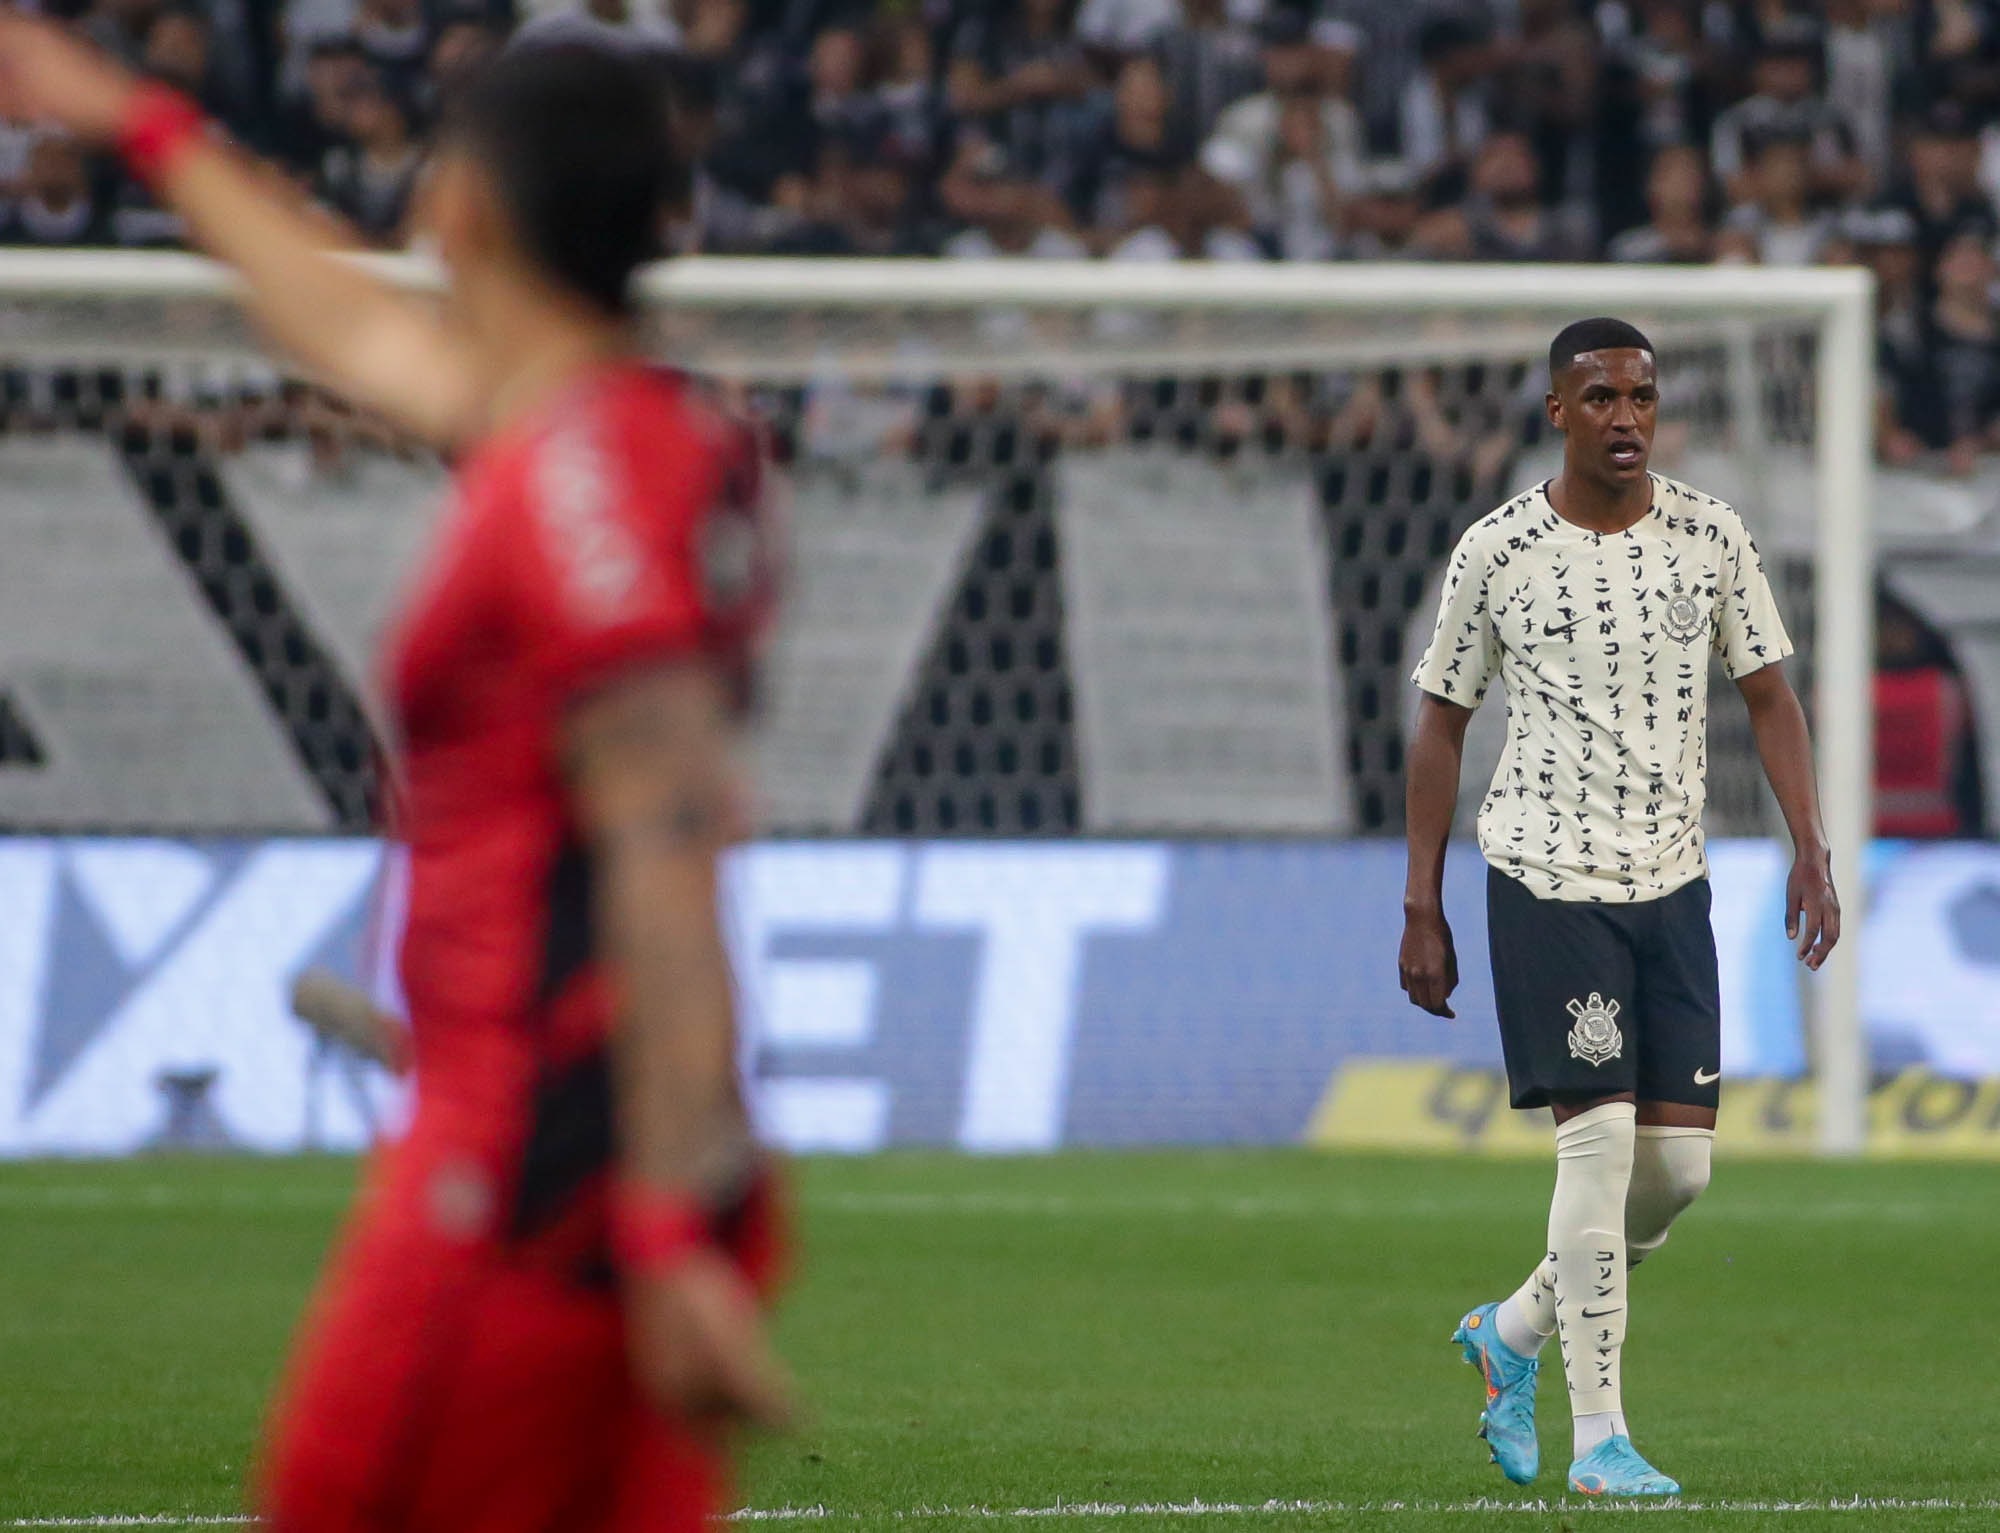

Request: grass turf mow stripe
left=12, top=1501, right=2000, bottom=1528
left=0, top=1184, right=1968, bottom=1225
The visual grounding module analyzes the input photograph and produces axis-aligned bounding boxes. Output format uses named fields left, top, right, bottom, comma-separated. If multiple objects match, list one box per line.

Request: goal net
left=0, top=252, right=1871, bottom=1151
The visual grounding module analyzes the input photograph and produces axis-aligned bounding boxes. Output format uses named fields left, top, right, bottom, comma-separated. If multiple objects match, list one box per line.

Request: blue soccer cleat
left=1567, top=1435, right=1681, bottom=1497
left=1451, top=1301, right=1540, bottom=1484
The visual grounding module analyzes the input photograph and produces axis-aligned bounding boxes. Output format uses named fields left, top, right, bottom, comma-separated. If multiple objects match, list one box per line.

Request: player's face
left=1547, top=348, right=1658, bottom=487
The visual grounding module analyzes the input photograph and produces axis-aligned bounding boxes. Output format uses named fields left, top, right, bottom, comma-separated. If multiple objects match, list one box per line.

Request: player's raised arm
left=1735, top=663, right=1840, bottom=969
left=563, top=662, right=793, bottom=1429
left=0, top=14, right=478, bottom=445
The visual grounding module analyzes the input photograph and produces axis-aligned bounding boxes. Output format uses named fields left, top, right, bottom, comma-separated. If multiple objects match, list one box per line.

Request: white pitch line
left=15, top=1501, right=1996, bottom=1528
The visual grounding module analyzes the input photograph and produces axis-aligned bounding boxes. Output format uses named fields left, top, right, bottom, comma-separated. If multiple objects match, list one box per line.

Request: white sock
left=1499, top=1124, right=1712, bottom=1353
left=1574, top=1409, right=1628, bottom=1453
left=1495, top=1256, right=1556, bottom=1357
left=1626, top=1125, right=1714, bottom=1267
left=1548, top=1101, right=1636, bottom=1458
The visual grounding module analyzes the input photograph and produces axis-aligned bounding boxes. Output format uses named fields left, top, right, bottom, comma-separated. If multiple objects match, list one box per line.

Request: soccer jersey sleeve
left=1412, top=532, right=1501, bottom=707
left=511, top=414, right=706, bottom=699
left=1712, top=517, right=1794, bottom=679
left=509, top=390, right=772, bottom=705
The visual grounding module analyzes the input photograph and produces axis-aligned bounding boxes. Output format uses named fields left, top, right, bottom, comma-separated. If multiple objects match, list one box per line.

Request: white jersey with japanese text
left=1412, top=474, right=1792, bottom=903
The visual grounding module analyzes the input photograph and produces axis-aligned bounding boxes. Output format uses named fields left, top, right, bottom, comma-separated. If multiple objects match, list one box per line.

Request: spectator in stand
left=270, top=36, right=365, bottom=175
left=278, top=0, right=428, bottom=111
left=1100, top=160, right=1183, bottom=260
left=1894, top=98, right=1996, bottom=271
left=314, top=66, right=422, bottom=245
left=940, top=134, right=1088, bottom=260
left=1606, top=0, right=1721, bottom=157
left=871, top=13, right=942, bottom=175
left=1200, top=6, right=1362, bottom=254
left=692, top=0, right=822, bottom=230
left=1710, top=18, right=1865, bottom=207
left=1824, top=0, right=1913, bottom=191
left=1183, top=163, right=1264, bottom=259
left=417, top=15, right=503, bottom=119
left=1075, top=0, right=1180, bottom=60
left=1411, top=127, right=1591, bottom=261
left=1070, top=54, right=1177, bottom=241
left=1607, top=142, right=1714, bottom=262
left=1918, top=0, right=2000, bottom=108
left=1491, top=0, right=1598, bottom=213
left=1874, top=591, right=1984, bottom=837
left=351, top=0, right=428, bottom=103
left=1844, top=204, right=1928, bottom=463
left=1721, top=129, right=1834, bottom=266
left=2, top=130, right=103, bottom=245
left=139, top=6, right=250, bottom=132
left=1343, top=158, right=1423, bottom=257
left=1890, top=226, right=2000, bottom=474
left=1156, top=0, right=1264, bottom=151
left=1312, top=0, right=1448, bottom=152
left=772, top=116, right=930, bottom=256
left=80, top=0, right=160, bottom=69
left=666, top=55, right=794, bottom=252
left=513, top=0, right=677, bottom=51
left=948, top=0, right=1100, bottom=199
left=1397, top=14, right=1493, bottom=192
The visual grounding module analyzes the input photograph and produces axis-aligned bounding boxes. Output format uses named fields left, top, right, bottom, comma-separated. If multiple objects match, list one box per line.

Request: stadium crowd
left=4, top=1, right=2000, bottom=468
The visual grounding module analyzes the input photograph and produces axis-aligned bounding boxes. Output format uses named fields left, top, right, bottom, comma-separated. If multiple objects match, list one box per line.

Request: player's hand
left=627, top=1247, right=795, bottom=1431
left=1398, top=904, right=1459, bottom=1018
left=0, top=14, right=139, bottom=142
left=1786, top=847, right=1840, bottom=971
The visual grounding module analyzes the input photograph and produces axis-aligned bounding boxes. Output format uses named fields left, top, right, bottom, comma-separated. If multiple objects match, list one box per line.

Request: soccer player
left=1400, top=318, right=1840, bottom=1497
left=0, top=18, right=792, bottom=1532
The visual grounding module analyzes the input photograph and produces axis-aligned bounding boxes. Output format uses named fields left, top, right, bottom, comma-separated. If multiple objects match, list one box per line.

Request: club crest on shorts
left=1566, top=992, right=1624, bottom=1066
left=1661, top=576, right=1707, bottom=644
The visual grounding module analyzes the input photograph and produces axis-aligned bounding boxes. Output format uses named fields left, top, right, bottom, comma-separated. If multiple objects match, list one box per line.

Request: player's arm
left=0, top=16, right=478, bottom=445
left=564, top=662, right=791, bottom=1427
left=1734, top=662, right=1839, bottom=969
left=1400, top=692, right=1472, bottom=1018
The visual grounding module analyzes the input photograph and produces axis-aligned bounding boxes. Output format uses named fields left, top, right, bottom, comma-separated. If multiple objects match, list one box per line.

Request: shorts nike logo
left=1694, top=1067, right=1720, bottom=1085
left=1542, top=621, right=1580, bottom=639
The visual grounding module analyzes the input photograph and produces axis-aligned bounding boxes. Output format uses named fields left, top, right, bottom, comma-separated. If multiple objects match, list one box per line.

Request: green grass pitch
left=1, top=1151, right=1995, bottom=1531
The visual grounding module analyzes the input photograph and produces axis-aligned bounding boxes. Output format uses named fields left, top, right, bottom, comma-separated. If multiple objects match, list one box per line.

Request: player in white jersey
left=1400, top=318, right=1840, bottom=1497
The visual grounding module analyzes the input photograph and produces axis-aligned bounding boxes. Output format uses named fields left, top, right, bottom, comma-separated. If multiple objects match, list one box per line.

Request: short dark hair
left=1549, top=317, right=1655, bottom=384
left=440, top=41, right=684, bottom=317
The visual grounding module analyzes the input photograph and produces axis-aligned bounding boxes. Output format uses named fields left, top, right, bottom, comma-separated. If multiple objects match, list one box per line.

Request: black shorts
left=1485, top=866, right=1722, bottom=1111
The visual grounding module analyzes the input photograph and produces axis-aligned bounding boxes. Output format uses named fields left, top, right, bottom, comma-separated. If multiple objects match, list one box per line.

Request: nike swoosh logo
left=1579, top=1307, right=1619, bottom=1319
left=1542, top=622, right=1579, bottom=639
left=1694, top=1067, right=1720, bottom=1085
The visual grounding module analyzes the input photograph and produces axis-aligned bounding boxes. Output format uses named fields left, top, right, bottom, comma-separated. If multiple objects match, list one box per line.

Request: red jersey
left=381, top=361, right=772, bottom=1256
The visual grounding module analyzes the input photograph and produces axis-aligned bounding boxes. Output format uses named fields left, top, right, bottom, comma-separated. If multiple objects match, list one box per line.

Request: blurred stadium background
left=7, top=0, right=2000, bottom=1526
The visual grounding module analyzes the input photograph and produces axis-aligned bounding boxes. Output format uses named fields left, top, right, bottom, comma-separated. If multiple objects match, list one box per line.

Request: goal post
left=0, top=251, right=1874, bottom=1153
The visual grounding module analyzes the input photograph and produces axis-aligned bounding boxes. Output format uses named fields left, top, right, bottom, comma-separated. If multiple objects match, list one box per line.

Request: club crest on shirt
left=1566, top=992, right=1624, bottom=1066
left=1661, top=576, right=1707, bottom=644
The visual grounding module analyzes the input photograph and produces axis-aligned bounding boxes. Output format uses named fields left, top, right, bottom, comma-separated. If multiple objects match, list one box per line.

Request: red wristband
left=610, top=1184, right=710, bottom=1276
left=116, top=84, right=207, bottom=190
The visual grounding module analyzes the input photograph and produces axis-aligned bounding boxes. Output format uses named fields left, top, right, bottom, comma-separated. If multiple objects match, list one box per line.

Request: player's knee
left=1631, top=1125, right=1712, bottom=1222
left=1651, top=1128, right=1712, bottom=1212
left=1663, top=1143, right=1711, bottom=1212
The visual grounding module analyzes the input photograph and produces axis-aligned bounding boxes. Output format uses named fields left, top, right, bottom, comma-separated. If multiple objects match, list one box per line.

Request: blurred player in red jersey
left=0, top=19, right=793, bottom=1532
